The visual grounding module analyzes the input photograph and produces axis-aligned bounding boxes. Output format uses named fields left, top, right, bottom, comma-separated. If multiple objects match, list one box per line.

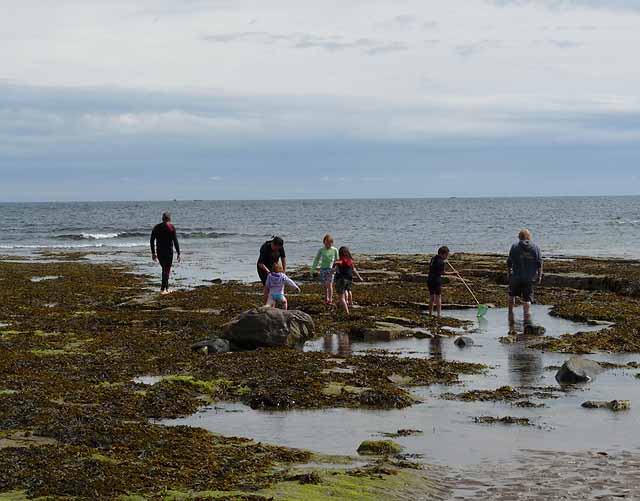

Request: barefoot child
left=427, top=246, right=451, bottom=318
left=264, top=262, right=300, bottom=310
left=311, top=234, right=339, bottom=305
left=331, top=247, right=363, bottom=315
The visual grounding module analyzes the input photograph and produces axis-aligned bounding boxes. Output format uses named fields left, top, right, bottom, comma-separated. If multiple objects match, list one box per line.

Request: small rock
left=357, top=440, right=402, bottom=456
left=474, top=416, right=532, bottom=426
left=360, top=322, right=417, bottom=342
left=190, top=337, right=231, bottom=354
left=412, top=329, right=433, bottom=339
left=499, top=335, right=518, bottom=344
left=454, top=336, right=474, bottom=348
left=582, top=400, right=631, bottom=411
left=555, top=357, right=603, bottom=384
left=524, top=324, right=546, bottom=336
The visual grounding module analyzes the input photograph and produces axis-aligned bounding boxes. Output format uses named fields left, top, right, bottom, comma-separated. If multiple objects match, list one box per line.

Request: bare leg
left=429, top=294, right=435, bottom=316
left=508, top=295, right=515, bottom=316
left=436, top=294, right=442, bottom=318
left=523, top=302, right=531, bottom=323
left=282, top=297, right=289, bottom=311
left=347, top=290, right=353, bottom=306
left=327, top=282, right=333, bottom=304
left=340, top=293, right=349, bottom=315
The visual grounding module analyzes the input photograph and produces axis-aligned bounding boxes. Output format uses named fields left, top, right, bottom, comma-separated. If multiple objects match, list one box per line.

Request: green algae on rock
left=357, top=440, right=403, bottom=456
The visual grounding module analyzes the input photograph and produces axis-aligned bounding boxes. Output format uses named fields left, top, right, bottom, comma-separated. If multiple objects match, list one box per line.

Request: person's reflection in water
left=429, top=333, right=444, bottom=360
left=322, top=333, right=334, bottom=353
left=337, top=333, right=352, bottom=356
left=507, top=312, right=544, bottom=387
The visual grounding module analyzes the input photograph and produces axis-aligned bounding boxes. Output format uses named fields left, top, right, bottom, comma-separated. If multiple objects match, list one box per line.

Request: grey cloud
left=202, top=31, right=408, bottom=55
left=548, top=39, right=583, bottom=48
left=489, top=0, right=640, bottom=12
left=455, top=40, right=507, bottom=57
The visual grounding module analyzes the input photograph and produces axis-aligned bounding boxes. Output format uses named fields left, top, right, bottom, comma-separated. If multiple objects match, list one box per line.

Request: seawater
left=0, top=196, right=638, bottom=283
left=162, top=306, right=640, bottom=466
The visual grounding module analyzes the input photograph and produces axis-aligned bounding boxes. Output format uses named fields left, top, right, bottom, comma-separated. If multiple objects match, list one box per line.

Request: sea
left=1, top=196, right=638, bottom=286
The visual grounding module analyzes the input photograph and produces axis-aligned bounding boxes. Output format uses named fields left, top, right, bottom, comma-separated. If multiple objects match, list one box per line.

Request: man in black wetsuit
left=150, top=212, right=181, bottom=294
left=257, top=236, right=286, bottom=285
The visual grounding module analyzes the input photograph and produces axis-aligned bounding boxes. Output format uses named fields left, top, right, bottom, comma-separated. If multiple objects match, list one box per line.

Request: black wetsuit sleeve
left=173, top=229, right=180, bottom=255
left=150, top=227, right=157, bottom=255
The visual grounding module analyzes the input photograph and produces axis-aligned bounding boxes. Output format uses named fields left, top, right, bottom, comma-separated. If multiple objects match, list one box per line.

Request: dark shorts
left=427, top=278, right=442, bottom=295
left=335, top=277, right=353, bottom=294
left=509, top=278, right=534, bottom=303
left=258, top=266, right=269, bottom=285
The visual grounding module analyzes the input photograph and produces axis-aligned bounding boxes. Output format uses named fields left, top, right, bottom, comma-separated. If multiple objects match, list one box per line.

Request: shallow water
left=162, top=306, right=640, bottom=466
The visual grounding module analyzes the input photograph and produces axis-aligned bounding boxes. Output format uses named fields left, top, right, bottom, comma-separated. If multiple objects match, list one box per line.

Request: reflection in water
left=321, top=333, right=352, bottom=356
left=429, top=335, right=443, bottom=360
left=507, top=312, right=544, bottom=387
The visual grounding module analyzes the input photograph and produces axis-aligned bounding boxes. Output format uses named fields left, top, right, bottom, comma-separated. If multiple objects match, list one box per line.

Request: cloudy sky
left=2, top=0, right=640, bottom=201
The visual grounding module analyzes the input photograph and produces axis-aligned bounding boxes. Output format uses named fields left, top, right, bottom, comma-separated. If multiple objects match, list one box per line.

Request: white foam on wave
left=81, top=232, right=121, bottom=240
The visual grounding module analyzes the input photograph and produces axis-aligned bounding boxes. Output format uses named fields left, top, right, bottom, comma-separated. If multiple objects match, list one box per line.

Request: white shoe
left=160, top=289, right=170, bottom=295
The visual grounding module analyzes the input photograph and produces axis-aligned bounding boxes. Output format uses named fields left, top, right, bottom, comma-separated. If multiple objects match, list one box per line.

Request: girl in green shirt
left=311, top=234, right=339, bottom=305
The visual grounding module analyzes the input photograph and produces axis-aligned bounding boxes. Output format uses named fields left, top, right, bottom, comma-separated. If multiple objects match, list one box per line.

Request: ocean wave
left=613, top=220, right=640, bottom=225
left=0, top=243, right=147, bottom=250
left=53, top=230, right=236, bottom=240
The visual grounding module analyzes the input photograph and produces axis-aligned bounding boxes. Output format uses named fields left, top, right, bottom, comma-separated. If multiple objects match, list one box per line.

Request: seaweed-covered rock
left=190, top=337, right=231, bottom=354
left=454, top=336, right=474, bottom=348
left=555, top=357, right=603, bottom=384
left=357, top=440, right=402, bottom=456
left=361, top=322, right=416, bottom=342
left=582, top=400, right=630, bottom=411
left=221, top=307, right=315, bottom=350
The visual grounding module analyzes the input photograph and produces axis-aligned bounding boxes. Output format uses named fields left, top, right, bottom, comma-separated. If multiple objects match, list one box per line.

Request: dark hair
left=338, top=246, right=353, bottom=260
left=162, top=212, right=171, bottom=222
left=438, top=246, right=450, bottom=256
left=272, top=236, right=284, bottom=247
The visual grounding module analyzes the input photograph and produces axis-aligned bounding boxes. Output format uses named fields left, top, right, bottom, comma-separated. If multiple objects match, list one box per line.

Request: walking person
left=507, top=229, right=543, bottom=322
left=264, top=262, right=300, bottom=310
left=331, top=246, right=363, bottom=315
left=311, top=234, right=339, bottom=305
left=150, top=212, right=181, bottom=294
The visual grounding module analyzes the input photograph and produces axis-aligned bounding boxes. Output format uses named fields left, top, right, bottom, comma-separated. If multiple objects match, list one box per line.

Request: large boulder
left=221, top=306, right=315, bottom=350
left=555, top=357, right=603, bottom=384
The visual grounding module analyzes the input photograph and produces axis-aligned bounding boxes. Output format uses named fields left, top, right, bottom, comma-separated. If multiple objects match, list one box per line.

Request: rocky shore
left=1, top=251, right=639, bottom=499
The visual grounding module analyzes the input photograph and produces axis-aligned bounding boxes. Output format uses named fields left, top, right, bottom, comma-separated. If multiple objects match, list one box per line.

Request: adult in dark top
left=507, top=228, right=543, bottom=322
left=257, top=236, right=286, bottom=285
left=150, top=212, right=181, bottom=294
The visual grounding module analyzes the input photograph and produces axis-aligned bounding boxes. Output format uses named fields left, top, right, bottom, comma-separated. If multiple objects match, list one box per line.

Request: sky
left=1, top=0, right=640, bottom=201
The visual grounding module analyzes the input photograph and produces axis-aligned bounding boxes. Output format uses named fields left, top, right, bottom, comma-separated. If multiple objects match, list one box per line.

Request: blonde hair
left=519, top=229, right=532, bottom=241
left=323, top=234, right=334, bottom=245
left=272, top=262, right=284, bottom=273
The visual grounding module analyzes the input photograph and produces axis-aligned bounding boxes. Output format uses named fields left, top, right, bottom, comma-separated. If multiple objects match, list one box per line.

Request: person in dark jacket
left=427, top=246, right=451, bottom=318
left=507, top=228, right=543, bottom=321
left=150, top=212, right=181, bottom=294
left=257, top=236, right=286, bottom=286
